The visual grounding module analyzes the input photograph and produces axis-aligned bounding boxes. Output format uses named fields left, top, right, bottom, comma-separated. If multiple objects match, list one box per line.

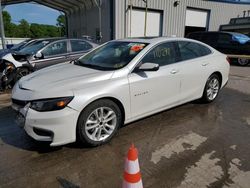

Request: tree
left=56, top=15, right=66, bottom=36
left=30, top=23, right=46, bottom=38
left=3, top=10, right=16, bottom=37
left=2, top=10, right=62, bottom=38
left=17, top=19, right=31, bottom=37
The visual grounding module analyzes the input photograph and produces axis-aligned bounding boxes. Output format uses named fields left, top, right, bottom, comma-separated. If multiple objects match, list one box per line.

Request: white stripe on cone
left=123, top=180, right=143, bottom=188
left=125, top=158, right=140, bottom=174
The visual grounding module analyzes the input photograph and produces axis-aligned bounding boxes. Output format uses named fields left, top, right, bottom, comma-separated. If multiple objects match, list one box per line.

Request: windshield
left=11, top=40, right=31, bottom=51
left=77, top=41, right=148, bottom=70
left=19, top=40, right=52, bottom=55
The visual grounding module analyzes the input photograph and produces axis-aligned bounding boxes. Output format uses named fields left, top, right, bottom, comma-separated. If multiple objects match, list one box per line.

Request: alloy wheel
left=206, top=78, right=220, bottom=101
left=238, top=58, right=249, bottom=66
left=85, top=107, right=117, bottom=142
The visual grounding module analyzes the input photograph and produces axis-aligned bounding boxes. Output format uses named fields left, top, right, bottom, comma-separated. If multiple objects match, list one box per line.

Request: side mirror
left=138, top=62, right=159, bottom=72
left=35, top=52, right=43, bottom=59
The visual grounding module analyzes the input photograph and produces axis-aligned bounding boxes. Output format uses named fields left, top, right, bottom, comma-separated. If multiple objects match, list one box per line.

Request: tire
left=14, top=68, right=30, bottom=83
left=238, top=58, right=249, bottom=66
left=76, top=99, right=122, bottom=147
left=201, top=74, right=221, bottom=103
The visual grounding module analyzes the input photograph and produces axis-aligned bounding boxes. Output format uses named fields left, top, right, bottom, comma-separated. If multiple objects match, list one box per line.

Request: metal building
left=67, top=0, right=250, bottom=42
left=2, top=0, right=250, bottom=43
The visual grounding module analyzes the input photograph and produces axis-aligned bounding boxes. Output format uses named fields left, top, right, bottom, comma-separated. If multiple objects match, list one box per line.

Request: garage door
left=185, top=9, right=209, bottom=36
left=127, top=9, right=162, bottom=37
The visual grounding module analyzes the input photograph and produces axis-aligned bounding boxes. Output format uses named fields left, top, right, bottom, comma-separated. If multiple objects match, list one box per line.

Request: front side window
left=77, top=41, right=148, bottom=70
left=178, top=41, right=211, bottom=61
left=71, top=40, right=92, bottom=52
left=19, top=40, right=51, bottom=55
left=42, top=41, right=67, bottom=57
left=141, top=42, right=176, bottom=66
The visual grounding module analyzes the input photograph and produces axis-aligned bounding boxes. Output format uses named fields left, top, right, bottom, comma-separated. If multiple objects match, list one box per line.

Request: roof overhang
left=1, top=0, right=98, bottom=14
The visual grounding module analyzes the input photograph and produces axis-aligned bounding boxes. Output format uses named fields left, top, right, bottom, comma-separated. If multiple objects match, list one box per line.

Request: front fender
left=70, top=77, right=131, bottom=121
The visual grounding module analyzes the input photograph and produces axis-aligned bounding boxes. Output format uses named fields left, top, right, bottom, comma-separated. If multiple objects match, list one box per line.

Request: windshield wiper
left=72, top=59, right=79, bottom=65
left=77, top=62, right=114, bottom=71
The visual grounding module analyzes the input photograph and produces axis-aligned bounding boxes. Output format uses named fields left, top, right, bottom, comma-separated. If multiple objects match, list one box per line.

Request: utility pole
left=0, top=0, right=6, bottom=49
left=143, top=0, right=148, bottom=37
left=130, top=0, right=133, bottom=37
left=94, top=0, right=102, bottom=43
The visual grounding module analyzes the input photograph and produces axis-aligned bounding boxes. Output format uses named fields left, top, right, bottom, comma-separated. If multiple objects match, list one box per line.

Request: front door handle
left=170, top=69, right=179, bottom=74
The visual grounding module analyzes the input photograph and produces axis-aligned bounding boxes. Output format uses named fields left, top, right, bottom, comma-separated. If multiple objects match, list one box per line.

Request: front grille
left=12, top=99, right=29, bottom=108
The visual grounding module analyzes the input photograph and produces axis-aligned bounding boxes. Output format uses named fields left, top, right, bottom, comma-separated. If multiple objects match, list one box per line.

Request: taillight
left=226, top=57, right=231, bottom=64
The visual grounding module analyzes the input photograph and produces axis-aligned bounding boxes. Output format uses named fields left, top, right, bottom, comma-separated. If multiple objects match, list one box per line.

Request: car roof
left=30, top=37, right=98, bottom=45
left=187, top=31, right=246, bottom=36
left=116, top=37, right=198, bottom=45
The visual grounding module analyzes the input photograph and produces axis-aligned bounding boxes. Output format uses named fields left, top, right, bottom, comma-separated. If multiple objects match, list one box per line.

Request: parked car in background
left=186, top=31, right=250, bottom=66
left=12, top=37, right=229, bottom=147
left=0, top=38, right=98, bottom=90
left=81, top=35, right=95, bottom=42
left=0, top=39, right=36, bottom=59
left=0, top=39, right=38, bottom=91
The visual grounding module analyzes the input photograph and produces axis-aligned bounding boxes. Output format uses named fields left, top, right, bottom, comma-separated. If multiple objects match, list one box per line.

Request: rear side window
left=201, top=33, right=218, bottom=46
left=141, top=42, right=177, bottom=66
left=187, top=33, right=203, bottom=41
left=178, top=41, right=211, bottom=61
left=70, top=40, right=92, bottom=52
left=218, top=34, right=232, bottom=45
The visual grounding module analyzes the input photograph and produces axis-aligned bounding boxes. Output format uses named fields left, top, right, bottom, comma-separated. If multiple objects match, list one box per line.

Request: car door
left=68, top=39, right=93, bottom=61
left=33, top=40, right=69, bottom=70
left=176, top=41, right=212, bottom=102
left=128, top=42, right=181, bottom=118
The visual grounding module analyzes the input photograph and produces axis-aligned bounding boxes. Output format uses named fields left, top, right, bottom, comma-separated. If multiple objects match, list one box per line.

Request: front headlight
left=30, top=97, right=74, bottom=112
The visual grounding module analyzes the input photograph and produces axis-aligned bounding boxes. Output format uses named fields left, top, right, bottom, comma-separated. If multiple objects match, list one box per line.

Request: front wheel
left=201, top=74, right=221, bottom=103
left=14, top=68, right=30, bottom=83
left=238, top=58, right=249, bottom=66
left=76, top=99, right=122, bottom=146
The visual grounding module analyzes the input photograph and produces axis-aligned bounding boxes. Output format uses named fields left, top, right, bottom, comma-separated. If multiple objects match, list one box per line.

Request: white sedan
left=11, top=38, right=230, bottom=146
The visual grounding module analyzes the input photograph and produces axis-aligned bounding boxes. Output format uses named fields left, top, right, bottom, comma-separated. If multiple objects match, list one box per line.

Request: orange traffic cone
left=122, top=144, right=143, bottom=188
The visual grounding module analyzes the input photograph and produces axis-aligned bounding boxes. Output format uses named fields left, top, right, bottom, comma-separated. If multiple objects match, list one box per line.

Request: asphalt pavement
left=0, top=65, right=250, bottom=188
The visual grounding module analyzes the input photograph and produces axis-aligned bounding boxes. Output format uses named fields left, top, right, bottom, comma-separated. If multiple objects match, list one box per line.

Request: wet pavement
left=0, top=66, right=250, bottom=188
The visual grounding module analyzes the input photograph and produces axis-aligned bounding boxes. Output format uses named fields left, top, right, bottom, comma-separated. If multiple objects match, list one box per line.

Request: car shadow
left=0, top=106, right=64, bottom=153
left=0, top=105, right=94, bottom=153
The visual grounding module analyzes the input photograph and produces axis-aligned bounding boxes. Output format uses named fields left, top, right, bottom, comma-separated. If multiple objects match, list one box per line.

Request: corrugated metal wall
left=114, top=0, right=249, bottom=39
left=67, top=0, right=112, bottom=42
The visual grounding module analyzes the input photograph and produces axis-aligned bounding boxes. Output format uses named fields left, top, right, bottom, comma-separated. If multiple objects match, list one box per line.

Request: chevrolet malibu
left=11, top=38, right=230, bottom=147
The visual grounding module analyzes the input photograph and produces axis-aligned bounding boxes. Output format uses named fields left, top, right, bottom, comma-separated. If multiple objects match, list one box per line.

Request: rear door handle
left=202, top=62, right=209, bottom=66
left=170, top=69, right=179, bottom=74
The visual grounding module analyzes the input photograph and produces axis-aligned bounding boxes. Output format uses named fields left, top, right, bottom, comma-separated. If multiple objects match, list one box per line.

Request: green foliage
left=17, top=19, right=31, bottom=38
left=56, top=15, right=66, bottom=36
left=2, top=10, right=65, bottom=38
left=3, top=11, right=15, bottom=37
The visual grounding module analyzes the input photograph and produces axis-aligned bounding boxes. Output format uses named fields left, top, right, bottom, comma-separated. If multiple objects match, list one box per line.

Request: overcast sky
left=4, top=3, right=62, bottom=26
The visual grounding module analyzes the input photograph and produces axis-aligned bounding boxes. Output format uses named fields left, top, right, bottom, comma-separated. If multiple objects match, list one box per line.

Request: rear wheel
left=201, top=74, right=221, bottom=103
left=76, top=99, right=122, bottom=146
left=238, top=58, right=249, bottom=66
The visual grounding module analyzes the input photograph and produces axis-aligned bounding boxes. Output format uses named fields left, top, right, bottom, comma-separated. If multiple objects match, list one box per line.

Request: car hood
left=19, top=63, right=114, bottom=93
left=0, top=49, right=12, bottom=58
